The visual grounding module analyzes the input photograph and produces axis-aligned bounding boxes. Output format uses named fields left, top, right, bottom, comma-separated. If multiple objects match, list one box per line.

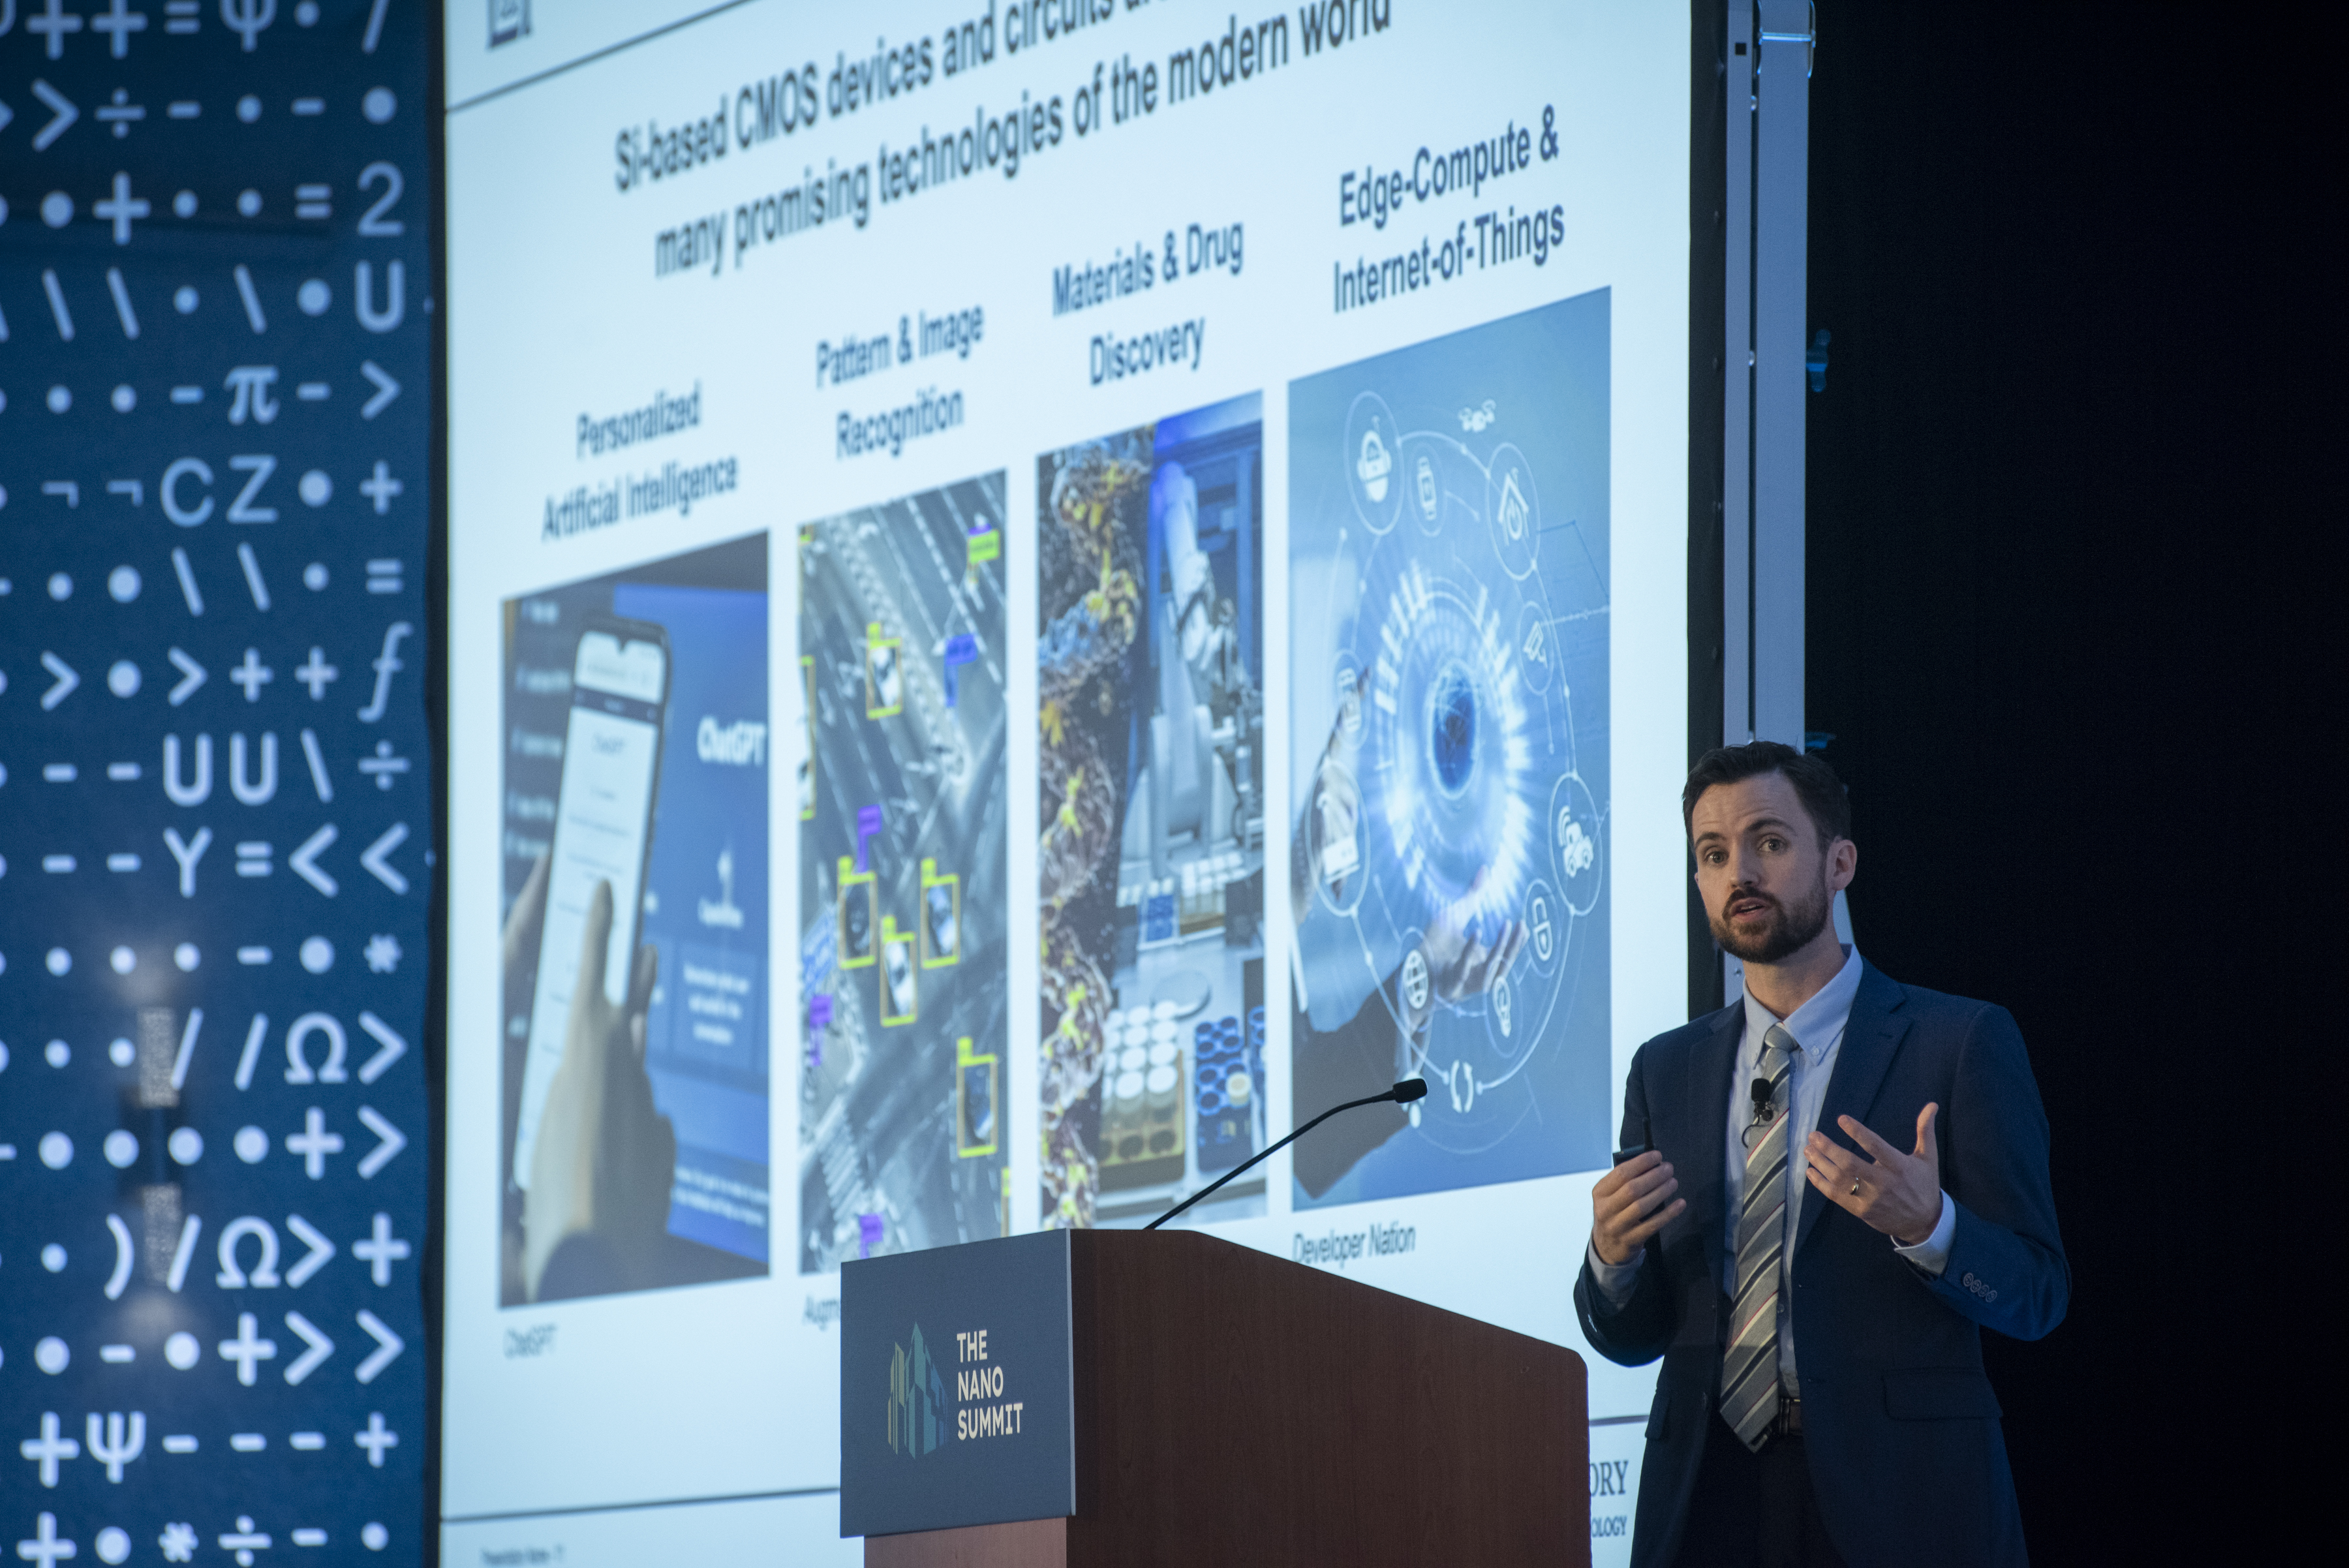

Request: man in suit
left=1576, top=742, right=2066, bottom=1567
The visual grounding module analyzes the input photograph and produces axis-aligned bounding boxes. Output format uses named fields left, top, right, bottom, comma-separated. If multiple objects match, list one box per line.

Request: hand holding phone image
left=498, top=536, right=772, bottom=1306
left=512, top=622, right=671, bottom=1195
left=512, top=874, right=678, bottom=1300
left=502, top=618, right=679, bottom=1302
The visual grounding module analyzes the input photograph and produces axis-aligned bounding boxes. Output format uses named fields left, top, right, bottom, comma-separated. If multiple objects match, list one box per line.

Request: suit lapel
left=1681, top=1002, right=1744, bottom=1292
left=1795, top=962, right=1914, bottom=1258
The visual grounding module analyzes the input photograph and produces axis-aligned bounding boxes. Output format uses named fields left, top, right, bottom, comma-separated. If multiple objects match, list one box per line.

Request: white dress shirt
left=1589, top=947, right=1957, bottom=1394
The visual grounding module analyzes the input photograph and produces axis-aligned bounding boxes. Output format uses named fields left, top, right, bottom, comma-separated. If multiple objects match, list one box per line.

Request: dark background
left=1802, top=5, right=2305, bottom=1556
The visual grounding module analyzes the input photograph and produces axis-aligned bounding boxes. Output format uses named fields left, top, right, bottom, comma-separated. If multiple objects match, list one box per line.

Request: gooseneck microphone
left=1145, top=1079, right=1429, bottom=1231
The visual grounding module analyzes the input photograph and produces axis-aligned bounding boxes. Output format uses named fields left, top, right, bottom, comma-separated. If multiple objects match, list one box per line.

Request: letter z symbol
left=228, top=455, right=279, bottom=523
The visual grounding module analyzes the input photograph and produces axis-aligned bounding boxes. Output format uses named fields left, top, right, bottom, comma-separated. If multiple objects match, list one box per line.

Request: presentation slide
left=440, top=3, right=1691, bottom=1559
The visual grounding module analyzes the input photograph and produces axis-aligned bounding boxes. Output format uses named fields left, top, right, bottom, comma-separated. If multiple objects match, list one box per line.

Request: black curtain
left=1804, top=5, right=2309, bottom=1557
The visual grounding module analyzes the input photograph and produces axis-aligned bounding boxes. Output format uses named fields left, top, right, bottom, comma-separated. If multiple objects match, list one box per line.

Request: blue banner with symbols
left=1, top=3, right=432, bottom=1563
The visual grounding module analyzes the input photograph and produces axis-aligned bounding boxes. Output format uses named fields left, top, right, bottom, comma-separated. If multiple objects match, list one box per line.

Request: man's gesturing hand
left=1591, top=1150, right=1684, bottom=1267
left=1804, top=1104, right=1942, bottom=1246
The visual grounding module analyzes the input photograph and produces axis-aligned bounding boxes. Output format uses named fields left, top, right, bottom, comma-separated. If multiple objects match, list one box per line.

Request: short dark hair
left=1682, top=741, right=1850, bottom=846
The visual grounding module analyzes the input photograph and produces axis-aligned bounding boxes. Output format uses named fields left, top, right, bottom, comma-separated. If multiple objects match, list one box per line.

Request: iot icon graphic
left=1290, top=292, right=1615, bottom=1203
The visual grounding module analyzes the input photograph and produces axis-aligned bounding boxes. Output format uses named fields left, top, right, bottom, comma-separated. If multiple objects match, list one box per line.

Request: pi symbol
left=222, top=0, right=278, bottom=50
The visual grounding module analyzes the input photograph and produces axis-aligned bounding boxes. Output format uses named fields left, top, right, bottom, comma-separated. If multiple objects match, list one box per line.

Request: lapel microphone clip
left=1742, top=1076, right=1777, bottom=1149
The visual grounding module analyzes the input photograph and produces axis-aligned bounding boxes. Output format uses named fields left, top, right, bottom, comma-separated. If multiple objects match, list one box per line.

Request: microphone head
left=1750, top=1077, right=1773, bottom=1109
left=1392, top=1078, right=1429, bottom=1104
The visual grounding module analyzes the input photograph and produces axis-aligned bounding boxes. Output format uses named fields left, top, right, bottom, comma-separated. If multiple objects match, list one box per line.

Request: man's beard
left=1712, top=878, right=1833, bottom=964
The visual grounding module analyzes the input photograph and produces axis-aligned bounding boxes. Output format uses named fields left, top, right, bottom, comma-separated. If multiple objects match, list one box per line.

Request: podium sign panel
left=848, top=1229, right=1588, bottom=1565
left=841, top=1231, right=1079, bottom=1537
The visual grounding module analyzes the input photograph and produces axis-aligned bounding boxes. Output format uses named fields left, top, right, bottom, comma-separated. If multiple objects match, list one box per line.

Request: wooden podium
left=845, top=1228, right=1588, bottom=1567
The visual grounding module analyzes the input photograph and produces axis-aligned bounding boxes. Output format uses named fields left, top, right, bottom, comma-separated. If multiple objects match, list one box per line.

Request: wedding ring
left=1849, top=1180, right=1861, bottom=1195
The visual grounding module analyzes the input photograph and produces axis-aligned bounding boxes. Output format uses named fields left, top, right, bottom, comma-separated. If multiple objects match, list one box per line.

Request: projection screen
left=442, top=3, right=1694, bottom=1558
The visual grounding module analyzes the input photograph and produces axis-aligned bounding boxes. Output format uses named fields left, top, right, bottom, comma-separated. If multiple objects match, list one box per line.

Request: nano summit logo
left=888, top=1323, right=946, bottom=1457
left=489, top=0, right=530, bottom=48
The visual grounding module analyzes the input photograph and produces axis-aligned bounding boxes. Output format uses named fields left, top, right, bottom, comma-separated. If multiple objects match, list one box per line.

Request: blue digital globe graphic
left=1288, top=290, right=1614, bottom=1203
left=1429, top=663, right=1479, bottom=797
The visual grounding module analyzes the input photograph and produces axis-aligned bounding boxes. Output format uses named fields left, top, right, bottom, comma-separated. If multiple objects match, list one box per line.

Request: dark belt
left=1769, top=1395, right=1804, bottom=1440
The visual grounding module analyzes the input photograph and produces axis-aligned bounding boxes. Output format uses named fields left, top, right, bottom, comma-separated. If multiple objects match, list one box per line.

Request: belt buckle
left=1771, top=1394, right=1803, bottom=1440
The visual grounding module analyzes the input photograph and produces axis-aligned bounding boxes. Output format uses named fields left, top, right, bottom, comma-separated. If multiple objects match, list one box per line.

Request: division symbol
left=218, top=1516, right=271, bottom=1567
left=358, top=739, right=408, bottom=788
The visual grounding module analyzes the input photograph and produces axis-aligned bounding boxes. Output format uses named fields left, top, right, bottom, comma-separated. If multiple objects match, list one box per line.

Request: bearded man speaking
left=1576, top=743, right=2066, bottom=1567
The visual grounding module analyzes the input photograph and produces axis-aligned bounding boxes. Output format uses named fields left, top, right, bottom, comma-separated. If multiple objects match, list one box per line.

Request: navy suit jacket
left=1574, top=962, right=2067, bottom=1567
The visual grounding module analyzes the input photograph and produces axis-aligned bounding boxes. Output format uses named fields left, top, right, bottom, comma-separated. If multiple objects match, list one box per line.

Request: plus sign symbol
left=15, top=1513, right=76, bottom=1568
left=361, top=460, right=405, bottom=515
left=354, top=1212, right=413, bottom=1284
left=93, top=0, right=151, bottom=57
left=218, top=1312, right=280, bottom=1385
left=296, top=647, right=340, bottom=699
left=356, top=1411, right=400, bottom=1468
left=231, top=647, right=275, bottom=701
left=26, top=0, right=86, bottom=61
left=286, top=1107, right=345, bottom=1177
left=95, top=171, right=151, bottom=243
left=18, top=1411, right=81, bottom=1486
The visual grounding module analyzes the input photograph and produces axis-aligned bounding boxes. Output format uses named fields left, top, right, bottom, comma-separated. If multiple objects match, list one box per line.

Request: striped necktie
left=1721, top=1023, right=1796, bottom=1451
